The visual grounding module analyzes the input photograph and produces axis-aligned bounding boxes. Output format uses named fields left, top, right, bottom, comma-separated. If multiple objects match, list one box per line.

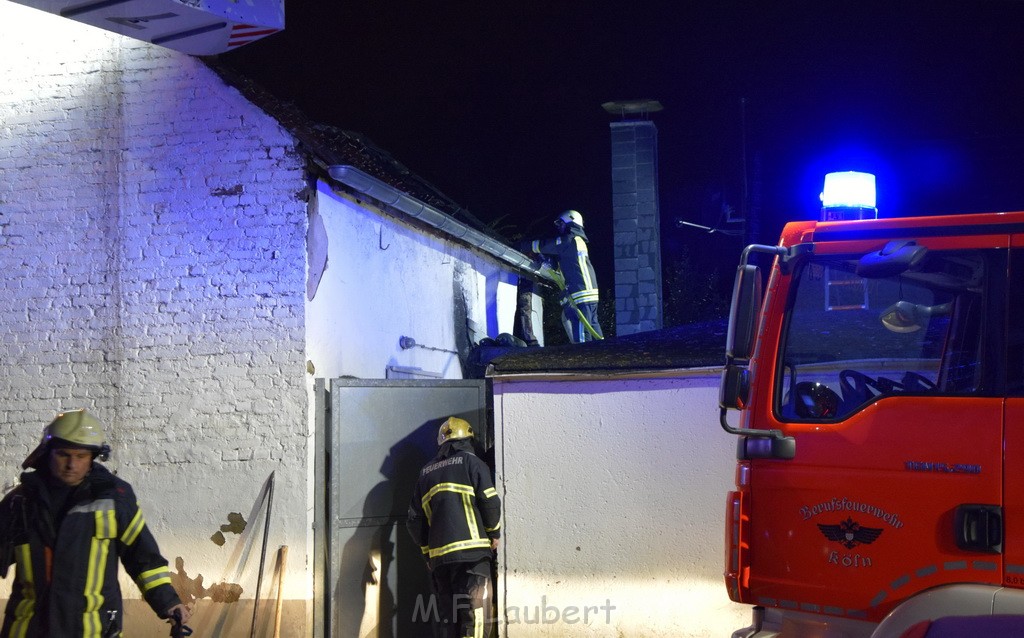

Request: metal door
left=313, top=378, right=487, bottom=638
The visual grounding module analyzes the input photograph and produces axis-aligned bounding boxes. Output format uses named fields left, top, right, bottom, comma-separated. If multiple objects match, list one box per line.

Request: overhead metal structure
left=10, top=0, right=284, bottom=55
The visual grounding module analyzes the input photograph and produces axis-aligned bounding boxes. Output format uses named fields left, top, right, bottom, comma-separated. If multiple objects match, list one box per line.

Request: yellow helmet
left=437, top=417, right=474, bottom=446
left=23, top=409, right=111, bottom=469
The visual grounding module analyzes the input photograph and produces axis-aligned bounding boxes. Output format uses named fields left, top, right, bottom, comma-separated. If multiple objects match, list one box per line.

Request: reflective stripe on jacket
left=529, top=227, right=599, bottom=303
left=0, top=464, right=180, bottom=637
left=407, top=440, right=501, bottom=569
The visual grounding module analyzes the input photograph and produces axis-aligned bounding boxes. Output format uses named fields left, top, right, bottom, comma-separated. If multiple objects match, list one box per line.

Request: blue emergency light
left=820, top=171, right=877, bottom=220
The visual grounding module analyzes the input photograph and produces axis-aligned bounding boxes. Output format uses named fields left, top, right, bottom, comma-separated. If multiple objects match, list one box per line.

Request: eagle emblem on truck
left=818, top=518, right=883, bottom=549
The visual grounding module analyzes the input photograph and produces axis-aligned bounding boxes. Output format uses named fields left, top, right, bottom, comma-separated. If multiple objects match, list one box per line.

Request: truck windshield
left=776, top=249, right=992, bottom=421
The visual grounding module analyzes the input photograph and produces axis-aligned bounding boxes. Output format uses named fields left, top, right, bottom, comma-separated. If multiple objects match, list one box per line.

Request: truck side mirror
left=719, top=244, right=794, bottom=459
left=719, top=365, right=750, bottom=410
left=726, top=264, right=763, bottom=361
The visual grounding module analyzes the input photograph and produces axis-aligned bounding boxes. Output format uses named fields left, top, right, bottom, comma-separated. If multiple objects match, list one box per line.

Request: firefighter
left=524, top=209, right=603, bottom=343
left=407, top=417, right=501, bottom=638
left=0, top=409, right=189, bottom=637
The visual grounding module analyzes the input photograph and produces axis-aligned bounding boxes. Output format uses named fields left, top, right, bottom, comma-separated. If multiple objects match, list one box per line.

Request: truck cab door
left=747, top=238, right=1008, bottom=623
left=1002, top=239, right=1024, bottom=589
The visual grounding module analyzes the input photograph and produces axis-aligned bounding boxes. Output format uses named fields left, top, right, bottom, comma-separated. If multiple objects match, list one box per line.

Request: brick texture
left=0, top=6, right=308, bottom=634
left=610, top=120, right=664, bottom=335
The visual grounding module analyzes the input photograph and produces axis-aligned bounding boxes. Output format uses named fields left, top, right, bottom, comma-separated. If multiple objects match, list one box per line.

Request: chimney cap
left=601, top=100, right=664, bottom=117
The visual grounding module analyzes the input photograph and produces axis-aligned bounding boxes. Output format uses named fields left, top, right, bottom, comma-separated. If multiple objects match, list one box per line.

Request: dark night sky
left=223, top=0, right=1024, bottom=300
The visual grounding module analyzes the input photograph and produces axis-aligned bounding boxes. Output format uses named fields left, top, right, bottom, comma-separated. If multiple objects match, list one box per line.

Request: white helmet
left=555, top=210, right=584, bottom=228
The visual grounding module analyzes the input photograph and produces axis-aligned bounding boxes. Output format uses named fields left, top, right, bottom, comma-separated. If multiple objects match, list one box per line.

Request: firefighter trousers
left=430, top=560, right=494, bottom=638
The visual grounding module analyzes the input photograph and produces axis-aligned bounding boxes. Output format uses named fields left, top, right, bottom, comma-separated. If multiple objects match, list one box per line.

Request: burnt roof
left=205, top=59, right=499, bottom=240
left=207, top=60, right=726, bottom=377
left=485, top=320, right=726, bottom=376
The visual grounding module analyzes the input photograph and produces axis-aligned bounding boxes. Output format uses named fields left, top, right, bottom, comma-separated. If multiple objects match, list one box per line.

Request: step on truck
left=719, top=209, right=1024, bottom=637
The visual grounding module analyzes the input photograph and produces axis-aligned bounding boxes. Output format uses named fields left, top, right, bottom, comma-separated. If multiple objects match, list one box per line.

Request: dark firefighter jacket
left=406, top=439, right=501, bottom=570
left=528, top=225, right=600, bottom=306
left=0, top=463, right=181, bottom=638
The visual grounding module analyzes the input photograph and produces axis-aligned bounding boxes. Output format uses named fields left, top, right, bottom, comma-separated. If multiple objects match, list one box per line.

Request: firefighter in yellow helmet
left=0, top=409, right=190, bottom=637
left=407, top=417, right=501, bottom=638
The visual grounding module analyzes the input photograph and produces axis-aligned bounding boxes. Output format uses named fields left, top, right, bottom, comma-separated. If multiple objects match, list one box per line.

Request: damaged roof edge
left=327, top=164, right=550, bottom=280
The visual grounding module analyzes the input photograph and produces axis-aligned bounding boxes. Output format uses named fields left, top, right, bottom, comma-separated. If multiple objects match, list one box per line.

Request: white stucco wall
left=305, top=181, right=520, bottom=381
left=0, top=4, right=308, bottom=635
left=492, top=370, right=751, bottom=637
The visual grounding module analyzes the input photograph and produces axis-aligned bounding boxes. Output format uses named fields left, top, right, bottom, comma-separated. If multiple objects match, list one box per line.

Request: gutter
left=485, top=365, right=723, bottom=382
left=327, top=165, right=550, bottom=280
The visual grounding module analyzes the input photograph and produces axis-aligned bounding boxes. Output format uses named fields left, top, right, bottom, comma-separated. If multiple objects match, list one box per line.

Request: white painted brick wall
left=1, top=4, right=308, bottom=635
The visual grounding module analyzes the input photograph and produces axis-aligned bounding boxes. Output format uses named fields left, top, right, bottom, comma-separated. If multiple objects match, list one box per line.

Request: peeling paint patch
left=170, top=557, right=203, bottom=605
left=170, top=557, right=244, bottom=604
left=207, top=581, right=244, bottom=603
left=210, top=184, right=244, bottom=196
left=211, top=512, right=247, bottom=546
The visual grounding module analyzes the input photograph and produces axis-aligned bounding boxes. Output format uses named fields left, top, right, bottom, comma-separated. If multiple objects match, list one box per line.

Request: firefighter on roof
left=407, top=417, right=501, bottom=638
left=0, top=409, right=189, bottom=637
left=524, top=209, right=604, bottom=343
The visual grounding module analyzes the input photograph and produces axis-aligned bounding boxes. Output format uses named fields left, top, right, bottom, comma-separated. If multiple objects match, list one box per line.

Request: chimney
left=603, top=100, right=664, bottom=336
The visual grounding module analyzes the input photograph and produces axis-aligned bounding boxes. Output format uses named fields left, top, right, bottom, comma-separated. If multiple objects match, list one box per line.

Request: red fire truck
left=719, top=180, right=1024, bottom=636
